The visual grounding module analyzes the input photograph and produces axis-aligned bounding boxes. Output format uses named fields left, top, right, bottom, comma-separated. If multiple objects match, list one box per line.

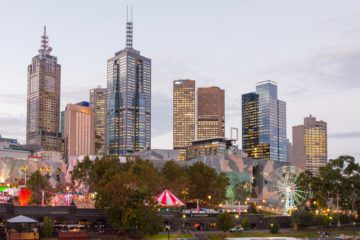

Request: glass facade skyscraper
left=105, top=19, right=151, bottom=155
left=242, top=80, right=287, bottom=162
left=26, top=27, right=61, bottom=151
left=293, top=115, right=327, bottom=175
left=197, top=87, right=225, bottom=140
left=173, top=80, right=196, bottom=160
left=90, top=87, right=106, bottom=153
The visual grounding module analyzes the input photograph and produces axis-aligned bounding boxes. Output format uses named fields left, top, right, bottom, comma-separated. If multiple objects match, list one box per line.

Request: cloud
left=152, top=131, right=172, bottom=149
left=329, top=131, right=360, bottom=139
left=275, top=47, right=360, bottom=101
left=151, top=91, right=172, bottom=138
left=0, top=94, right=26, bottom=104
left=0, top=113, right=26, bottom=142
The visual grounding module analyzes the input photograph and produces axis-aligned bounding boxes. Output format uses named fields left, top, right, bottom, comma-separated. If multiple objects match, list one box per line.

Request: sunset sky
left=0, top=0, right=359, bottom=160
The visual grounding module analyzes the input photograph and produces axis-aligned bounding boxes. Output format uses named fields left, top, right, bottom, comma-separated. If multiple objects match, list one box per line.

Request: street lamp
left=208, top=195, right=212, bottom=206
left=165, top=224, right=170, bottom=240
left=182, top=214, right=186, bottom=232
left=353, top=222, right=356, bottom=238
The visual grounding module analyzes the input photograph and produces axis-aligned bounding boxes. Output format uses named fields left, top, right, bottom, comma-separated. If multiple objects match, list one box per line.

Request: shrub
left=42, top=216, right=54, bottom=238
left=216, top=212, right=234, bottom=232
left=268, top=220, right=279, bottom=234
left=241, top=217, right=251, bottom=230
left=292, top=209, right=312, bottom=229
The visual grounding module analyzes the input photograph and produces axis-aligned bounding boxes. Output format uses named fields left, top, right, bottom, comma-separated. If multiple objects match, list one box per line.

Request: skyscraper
left=90, top=87, right=106, bottom=153
left=242, top=80, right=287, bottom=162
left=293, top=115, right=327, bottom=175
left=242, top=92, right=262, bottom=158
left=64, top=102, right=95, bottom=159
left=197, top=87, right=225, bottom=140
left=105, top=15, right=151, bottom=155
left=173, top=80, right=196, bottom=160
left=26, top=26, right=61, bottom=151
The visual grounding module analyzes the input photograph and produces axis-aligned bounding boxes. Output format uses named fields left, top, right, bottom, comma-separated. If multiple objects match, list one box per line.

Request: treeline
left=297, top=155, right=360, bottom=214
left=71, top=156, right=229, bottom=238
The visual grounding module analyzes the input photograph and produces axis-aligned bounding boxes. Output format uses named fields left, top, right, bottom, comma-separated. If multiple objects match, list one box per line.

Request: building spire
left=126, top=6, right=133, bottom=48
left=41, top=26, right=49, bottom=50
left=39, top=25, right=52, bottom=56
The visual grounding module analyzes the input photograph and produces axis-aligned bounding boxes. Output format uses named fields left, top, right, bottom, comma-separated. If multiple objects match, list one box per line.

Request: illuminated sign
left=80, top=108, right=90, bottom=114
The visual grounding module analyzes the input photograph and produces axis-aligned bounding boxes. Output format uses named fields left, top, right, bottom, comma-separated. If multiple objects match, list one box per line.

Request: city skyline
left=0, top=1, right=359, bottom=160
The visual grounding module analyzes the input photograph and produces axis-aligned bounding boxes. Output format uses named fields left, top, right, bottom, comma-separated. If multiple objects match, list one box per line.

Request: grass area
left=207, top=229, right=360, bottom=240
left=88, top=228, right=360, bottom=239
left=207, top=231, right=319, bottom=240
left=146, top=233, right=193, bottom=239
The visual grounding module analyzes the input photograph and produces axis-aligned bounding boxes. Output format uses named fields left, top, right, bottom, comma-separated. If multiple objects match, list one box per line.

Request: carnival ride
left=264, top=166, right=309, bottom=215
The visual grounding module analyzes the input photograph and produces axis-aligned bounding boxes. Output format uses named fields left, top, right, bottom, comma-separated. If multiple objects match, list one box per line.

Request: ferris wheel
left=264, top=166, right=309, bottom=215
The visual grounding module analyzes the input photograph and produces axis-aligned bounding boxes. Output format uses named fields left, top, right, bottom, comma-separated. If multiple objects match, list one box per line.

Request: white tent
left=7, top=215, right=38, bottom=223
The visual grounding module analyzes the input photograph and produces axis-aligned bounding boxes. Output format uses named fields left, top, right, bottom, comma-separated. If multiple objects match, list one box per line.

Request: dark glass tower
left=105, top=16, right=151, bottom=155
left=242, top=81, right=287, bottom=162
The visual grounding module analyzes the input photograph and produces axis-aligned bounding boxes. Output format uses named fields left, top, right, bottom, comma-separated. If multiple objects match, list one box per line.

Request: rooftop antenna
left=41, top=26, right=49, bottom=50
left=39, top=25, right=52, bottom=56
left=126, top=6, right=133, bottom=48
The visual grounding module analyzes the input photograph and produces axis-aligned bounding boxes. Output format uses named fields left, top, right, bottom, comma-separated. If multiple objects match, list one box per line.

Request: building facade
left=197, top=87, right=225, bottom=140
left=292, top=115, right=327, bottom=175
left=173, top=80, right=196, bottom=160
left=242, top=81, right=287, bottom=162
left=186, top=137, right=234, bottom=160
left=242, top=93, right=261, bottom=159
left=90, top=87, right=106, bottom=153
left=26, top=27, right=61, bottom=151
left=64, top=102, right=95, bottom=159
left=105, top=19, right=151, bottom=155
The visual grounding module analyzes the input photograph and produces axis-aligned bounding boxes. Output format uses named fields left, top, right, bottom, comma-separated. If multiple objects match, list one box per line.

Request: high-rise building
left=64, top=102, right=95, bottom=159
left=90, top=87, right=106, bottom=153
left=173, top=80, right=196, bottom=160
left=26, top=26, right=61, bottom=151
left=242, top=80, right=287, bottom=162
left=293, top=115, right=327, bottom=175
left=197, top=87, right=225, bottom=140
left=105, top=15, right=151, bottom=155
left=242, top=92, right=262, bottom=158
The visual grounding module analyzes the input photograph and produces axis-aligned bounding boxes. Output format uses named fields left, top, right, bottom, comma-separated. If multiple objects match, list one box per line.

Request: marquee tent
left=154, top=189, right=185, bottom=207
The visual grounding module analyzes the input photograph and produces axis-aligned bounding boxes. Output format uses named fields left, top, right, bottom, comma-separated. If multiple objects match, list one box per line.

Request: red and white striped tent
left=154, top=189, right=185, bottom=207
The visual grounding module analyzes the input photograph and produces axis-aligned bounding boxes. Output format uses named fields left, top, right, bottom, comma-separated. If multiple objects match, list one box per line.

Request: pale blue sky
left=0, top=0, right=359, bottom=160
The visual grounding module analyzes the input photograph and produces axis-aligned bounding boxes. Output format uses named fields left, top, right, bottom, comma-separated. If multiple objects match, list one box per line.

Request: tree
left=124, top=158, right=164, bottom=194
left=241, top=217, right=250, bottom=230
left=74, top=156, right=163, bottom=238
left=95, top=171, right=162, bottom=238
left=247, top=202, right=258, bottom=214
left=295, top=155, right=360, bottom=226
left=187, top=162, right=229, bottom=204
left=161, top=160, right=190, bottom=200
left=71, top=155, right=94, bottom=189
left=268, top=219, right=279, bottom=233
left=27, top=170, right=52, bottom=204
left=216, top=212, right=234, bottom=232
left=233, top=181, right=251, bottom=204
left=42, top=216, right=54, bottom=238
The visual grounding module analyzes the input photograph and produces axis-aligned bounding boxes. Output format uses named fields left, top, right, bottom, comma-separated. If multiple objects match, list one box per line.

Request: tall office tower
left=90, top=87, right=106, bottom=153
left=242, top=92, right=261, bottom=158
left=293, top=115, right=327, bottom=175
left=197, top=87, right=225, bottom=140
left=105, top=15, right=151, bottom=155
left=26, top=26, right=61, bottom=151
left=173, top=80, right=196, bottom=160
left=64, top=102, right=95, bottom=159
left=241, top=80, right=287, bottom=161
